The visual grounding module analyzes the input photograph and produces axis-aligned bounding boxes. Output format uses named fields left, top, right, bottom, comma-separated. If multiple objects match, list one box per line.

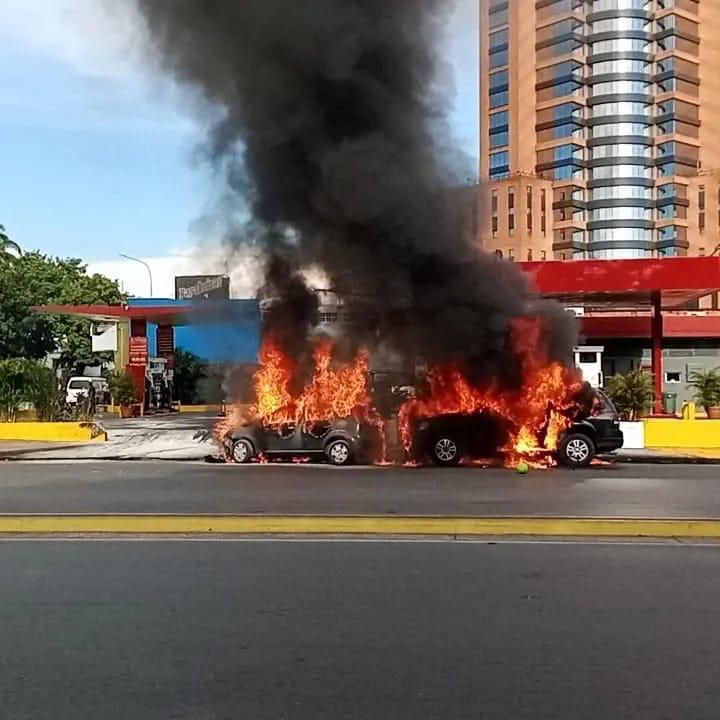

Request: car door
left=299, top=420, right=333, bottom=453
left=263, top=422, right=302, bottom=455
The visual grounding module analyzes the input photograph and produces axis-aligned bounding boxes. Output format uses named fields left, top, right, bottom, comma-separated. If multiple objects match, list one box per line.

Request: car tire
left=231, top=439, right=255, bottom=464
left=558, top=433, right=594, bottom=468
left=326, top=439, right=353, bottom=466
left=431, top=437, right=461, bottom=467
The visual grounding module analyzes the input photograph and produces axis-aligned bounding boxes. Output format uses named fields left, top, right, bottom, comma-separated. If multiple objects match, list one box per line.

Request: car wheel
left=231, top=439, right=255, bottom=464
left=432, top=437, right=461, bottom=467
left=558, top=433, right=594, bottom=468
left=326, top=439, right=353, bottom=466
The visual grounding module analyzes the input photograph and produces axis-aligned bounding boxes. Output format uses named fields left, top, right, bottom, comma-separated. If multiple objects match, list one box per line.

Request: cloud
left=0, top=0, right=148, bottom=79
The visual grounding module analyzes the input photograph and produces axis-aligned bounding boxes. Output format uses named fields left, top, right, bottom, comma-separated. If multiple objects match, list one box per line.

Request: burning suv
left=411, top=389, right=623, bottom=468
left=225, top=418, right=381, bottom=466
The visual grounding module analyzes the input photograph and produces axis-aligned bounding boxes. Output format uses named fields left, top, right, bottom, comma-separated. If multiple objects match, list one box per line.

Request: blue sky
left=0, top=0, right=478, bottom=263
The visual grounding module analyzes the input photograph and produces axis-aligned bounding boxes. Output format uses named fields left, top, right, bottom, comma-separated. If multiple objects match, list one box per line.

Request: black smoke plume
left=134, top=0, right=577, bottom=386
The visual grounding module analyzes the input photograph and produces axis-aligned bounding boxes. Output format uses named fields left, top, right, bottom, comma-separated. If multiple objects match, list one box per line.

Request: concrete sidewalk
left=0, top=414, right=218, bottom=461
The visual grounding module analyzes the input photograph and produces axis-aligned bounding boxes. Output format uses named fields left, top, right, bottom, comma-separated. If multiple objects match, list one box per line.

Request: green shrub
left=0, top=359, right=28, bottom=422
left=173, top=349, right=206, bottom=404
left=606, top=369, right=654, bottom=421
left=107, top=371, right=138, bottom=407
left=24, top=364, right=62, bottom=421
left=688, top=368, right=720, bottom=411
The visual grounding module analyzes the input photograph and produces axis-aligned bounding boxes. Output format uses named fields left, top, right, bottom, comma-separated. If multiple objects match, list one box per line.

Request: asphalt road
left=1, top=461, right=720, bottom=517
left=2, top=539, right=720, bottom=720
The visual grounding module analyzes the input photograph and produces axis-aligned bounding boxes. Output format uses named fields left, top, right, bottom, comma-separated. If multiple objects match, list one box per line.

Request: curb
left=0, top=421, right=107, bottom=444
left=2, top=515, right=720, bottom=537
left=615, top=454, right=720, bottom=465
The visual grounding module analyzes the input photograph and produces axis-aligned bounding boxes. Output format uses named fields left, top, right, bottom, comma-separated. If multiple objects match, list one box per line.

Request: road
left=1, top=461, right=720, bottom=517
left=1, top=538, right=719, bottom=720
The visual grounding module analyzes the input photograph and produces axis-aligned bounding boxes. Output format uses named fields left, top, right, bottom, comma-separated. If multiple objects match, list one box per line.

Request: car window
left=594, top=389, right=617, bottom=415
left=68, top=380, right=91, bottom=390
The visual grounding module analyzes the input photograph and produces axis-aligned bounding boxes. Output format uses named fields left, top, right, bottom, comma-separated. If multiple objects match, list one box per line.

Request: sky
left=0, top=0, right=479, bottom=280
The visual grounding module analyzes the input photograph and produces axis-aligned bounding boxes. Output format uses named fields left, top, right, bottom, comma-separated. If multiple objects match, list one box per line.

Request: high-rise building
left=478, top=0, right=720, bottom=261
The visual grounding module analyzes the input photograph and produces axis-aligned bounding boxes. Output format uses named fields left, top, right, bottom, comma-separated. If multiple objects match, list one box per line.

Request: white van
left=65, top=377, right=109, bottom=405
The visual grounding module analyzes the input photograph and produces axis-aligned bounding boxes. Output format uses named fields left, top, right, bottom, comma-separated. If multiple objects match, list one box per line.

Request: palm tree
left=0, top=224, right=21, bottom=260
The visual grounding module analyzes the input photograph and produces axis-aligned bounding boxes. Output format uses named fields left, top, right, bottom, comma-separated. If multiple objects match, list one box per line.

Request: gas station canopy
left=31, top=304, right=196, bottom=325
left=29, top=302, right=258, bottom=327
left=520, top=256, right=720, bottom=311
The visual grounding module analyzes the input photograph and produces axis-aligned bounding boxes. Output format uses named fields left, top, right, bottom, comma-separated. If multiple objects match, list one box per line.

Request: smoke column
left=134, top=0, right=577, bottom=386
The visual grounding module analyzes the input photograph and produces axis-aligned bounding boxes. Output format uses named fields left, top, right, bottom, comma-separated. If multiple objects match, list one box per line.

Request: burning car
left=216, top=337, right=386, bottom=465
left=225, top=418, right=381, bottom=466
left=410, top=389, right=623, bottom=468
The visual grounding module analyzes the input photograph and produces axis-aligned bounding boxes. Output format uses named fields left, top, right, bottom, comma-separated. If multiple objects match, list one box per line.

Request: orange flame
left=218, top=318, right=583, bottom=468
left=399, top=318, right=584, bottom=466
left=251, top=338, right=378, bottom=426
left=218, top=336, right=384, bottom=459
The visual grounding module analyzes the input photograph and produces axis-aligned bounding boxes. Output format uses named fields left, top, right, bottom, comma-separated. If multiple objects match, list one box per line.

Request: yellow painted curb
left=178, top=405, right=221, bottom=413
left=1, top=515, right=720, bottom=537
left=0, top=422, right=106, bottom=443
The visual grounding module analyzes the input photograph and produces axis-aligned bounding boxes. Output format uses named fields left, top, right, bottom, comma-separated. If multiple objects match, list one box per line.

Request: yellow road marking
left=0, top=515, right=720, bottom=537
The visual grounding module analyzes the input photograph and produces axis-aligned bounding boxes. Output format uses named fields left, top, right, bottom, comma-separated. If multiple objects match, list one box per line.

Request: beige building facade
left=479, top=0, right=720, bottom=262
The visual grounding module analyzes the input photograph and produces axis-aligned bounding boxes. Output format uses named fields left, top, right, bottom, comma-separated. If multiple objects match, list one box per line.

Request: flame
left=219, top=318, right=584, bottom=468
left=399, top=318, right=584, bottom=467
left=251, top=338, right=378, bottom=426
left=218, top=336, right=385, bottom=460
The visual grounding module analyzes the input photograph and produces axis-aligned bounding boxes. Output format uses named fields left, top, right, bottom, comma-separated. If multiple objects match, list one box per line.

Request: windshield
left=594, top=388, right=618, bottom=416
left=68, top=380, right=91, bottom=390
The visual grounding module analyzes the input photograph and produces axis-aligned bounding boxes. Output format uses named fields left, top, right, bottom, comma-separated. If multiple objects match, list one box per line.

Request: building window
left=554, top=165, right=574, bottom=180
left=320, top=312, right=338, bottom=324
left=541, top=189, right=546, bottom=235
left=492, top=216, right=498, bottom=236
left=489, top=110, right=509, bottom=131
left=489, top=150, right=509, bottom=180
left=489, top=28, right=508, bottom=69
left=700, top=212, right=705, bottom=232
left=490, top=130, right=508, bottom=148
left=490, top=48, right=508, bottom=69
left=526, top=186, right=532, bottom=211
left=489, top=69, right=508, bottom=91
left=489, top=90, right=508, bottom=109
left=699, top=247, right=706, bottom=256
left=489, top=28, right=508, bottom=50
left=508, top=188, right=515, bottom=210
left=509, top=214, right=515, bottom=232
left=508, top=248, right=515, bottom=261
left=699, top=186, right=705, bottom=210
left=541, top=250, right=547, bottom=260
left=527, top=212, right=532, bottom=231
left=491, top=190, right=498, bottom=214
left=527, top=248, right=533, bottom=261
left=489, top=1, right=508, bottom=29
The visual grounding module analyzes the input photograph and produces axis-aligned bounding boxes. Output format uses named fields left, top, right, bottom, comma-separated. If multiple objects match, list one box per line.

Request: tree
left=173, top=349, right=206, bottom=404
left=0, top=265, right=55, bottom=359
left=0, top=224, right=21, bottom=261
left=0, top=253, right=124, bottom=367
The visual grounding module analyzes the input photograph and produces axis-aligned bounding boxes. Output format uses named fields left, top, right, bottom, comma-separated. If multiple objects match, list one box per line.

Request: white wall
left=619, top=421, right=645, bottom=450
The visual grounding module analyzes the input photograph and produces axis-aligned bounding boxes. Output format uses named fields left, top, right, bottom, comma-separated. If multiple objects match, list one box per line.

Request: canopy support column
left=651, top=291, right=664, bottom=415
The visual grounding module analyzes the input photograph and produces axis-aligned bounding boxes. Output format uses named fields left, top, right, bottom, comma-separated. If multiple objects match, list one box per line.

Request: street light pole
left=119, top=253, right=153, bottom=297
